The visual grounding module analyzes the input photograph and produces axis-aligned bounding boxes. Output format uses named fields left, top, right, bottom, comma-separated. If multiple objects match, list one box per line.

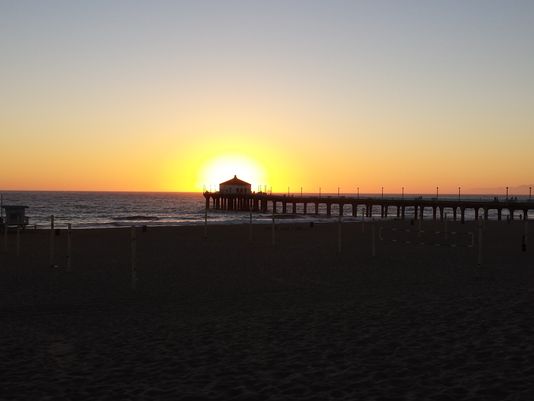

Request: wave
left=112, top=215, right=160, bottom=221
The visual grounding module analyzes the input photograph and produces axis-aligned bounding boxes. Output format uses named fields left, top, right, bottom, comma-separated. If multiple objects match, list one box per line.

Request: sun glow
left=199, top=155, right=266, bottom=192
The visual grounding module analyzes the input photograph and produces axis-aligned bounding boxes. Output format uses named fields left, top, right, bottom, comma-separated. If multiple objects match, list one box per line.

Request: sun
left=199, top=154, right=266, bottom=192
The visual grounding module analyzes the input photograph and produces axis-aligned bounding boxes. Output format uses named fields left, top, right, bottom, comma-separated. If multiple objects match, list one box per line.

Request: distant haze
left=1, top=1, right=533, bottom=193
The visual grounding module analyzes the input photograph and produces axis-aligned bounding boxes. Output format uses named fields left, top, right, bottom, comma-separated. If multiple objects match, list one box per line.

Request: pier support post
left=315, top=203, right=319, bottom=215
left=303, top=203, right=308, bottom=214
left=453, top=207, right=457, bottom=221
left=292, top=203, right=297, bottom=214
left=401, top=206, right=405, bottom=220
left=497, top=208, right=502, bottom=221
left=420, top=206, right=424, bottom=221
left=282, top=202, right=287, bottom=214
left=414, top=205, right=418, bottom=220
left=461, top=208, right=465, bottom=224
left=352, top=204, right=357, bottom=217
left=338, top=204, right=343, bottom=217
left=474, top=208, right=479, bottom=221
left=484, top=209, right=489, bottom=220
left=432, top=207, right=437, bottom=221
left=397, top=206, right=401, bottom=218
left=326, top=203, right=331, bottom=216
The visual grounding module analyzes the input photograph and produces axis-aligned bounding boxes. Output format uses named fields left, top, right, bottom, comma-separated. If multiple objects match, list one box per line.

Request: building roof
left=220, top=175, right=251, bottom=186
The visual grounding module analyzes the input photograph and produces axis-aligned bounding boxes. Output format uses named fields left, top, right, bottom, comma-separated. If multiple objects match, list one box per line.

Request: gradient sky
left=1, top=0, right=533, bottom=194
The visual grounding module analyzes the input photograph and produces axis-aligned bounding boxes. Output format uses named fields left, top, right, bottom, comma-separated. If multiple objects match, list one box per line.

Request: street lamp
left=319, top=187, right=321, bottom=198
left=381, top=187, right=384, bottom=199
left=300, top=187, right=303, bottom=197
left=402, top=186, right=404, bottom=199
left=506, top=186, right=509, bottom=200
left=357, top=187, right=359, bottom=199
left=458, top=186, right=461, bottom=201
left=436, top=186, right=439, bottom=199
left=530, top=186, right=532, bottom=201
left=338, top=187, right=340, bottom=197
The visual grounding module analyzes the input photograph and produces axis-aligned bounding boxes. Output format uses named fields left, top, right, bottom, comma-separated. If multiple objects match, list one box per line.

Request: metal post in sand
left=477, top=221, right=482, bottom=267
left=371, top=220, right=376, bottom=257
left=444, top=213, right=448, bottom=241
left=130, top=226, right=137, bottom=291
left=16, top=227, right=20, bottom=257
left=49, top=215, right=55, bottom=266
left=249, top=209, right=253, bottom=242
left=66, top=223, right=72, bottom=272
left=271, top=209, right=275, bottom=246
left=522, top=217, right=528, bottom=252
left=337, top=214, right=342, bottom=254
left=203, top=205, right=208, bottom=239
left=3, top=222, right=7, bottom=253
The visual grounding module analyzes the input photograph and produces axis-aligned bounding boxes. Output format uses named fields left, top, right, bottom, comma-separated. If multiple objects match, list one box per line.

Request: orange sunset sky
left=1, top=1, right=533, bottom=194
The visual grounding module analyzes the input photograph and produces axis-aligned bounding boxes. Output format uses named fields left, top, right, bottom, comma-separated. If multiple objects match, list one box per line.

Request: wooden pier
left=204, top=192, right=533, bottom=222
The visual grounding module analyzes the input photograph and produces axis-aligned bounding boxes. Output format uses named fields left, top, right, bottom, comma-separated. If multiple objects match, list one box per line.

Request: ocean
left=0, top=191, right=532, bottom=229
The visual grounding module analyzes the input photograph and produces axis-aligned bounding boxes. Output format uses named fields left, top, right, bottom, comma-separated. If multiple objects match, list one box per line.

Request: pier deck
left=204, top=192, right=533, bottom=222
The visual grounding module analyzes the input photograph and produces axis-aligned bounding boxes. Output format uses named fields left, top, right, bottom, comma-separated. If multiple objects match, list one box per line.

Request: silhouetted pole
left=271, top=208, right=275, bottom=246
left=288, top=187, right=290, bottom=196
left=49, top=215, right=55, bottom=266
left=371, top=220, right=376, bottom=257
left=130, top=226, right=138, bottom=290
left=530, top=187, right=532, bottom=201
left=436, top=186, right=439, bottom=199
left=249, top=209, right=253, bottom=242
left=66, top=223, right=72, bottom=272
left=204, top=203, right=208, bottom=239
left=402, top=187, right=404, bottom=199
left=444, top=213, right=448, bottom=240
left=506, top=186, right=509, bottom=200
left=522, top=217, right=528, bottom=252
left=458, top=187, right=461, bottom=201
left=477, top=220, right=482, bottom=267
left=357, top=187, right=359, bottom=199
left=381, top=187, right=384, bottom=199
left=16, top=227, right=20, bottom=257
left=301, top=187, right=303, bottom=197
left=338, top=187, right=340, bottom=196
left=319, top=187, right=321, bottom=198
left=3, top=222, right=7, bottom=253
left=337, top=214, right=342, bottom=254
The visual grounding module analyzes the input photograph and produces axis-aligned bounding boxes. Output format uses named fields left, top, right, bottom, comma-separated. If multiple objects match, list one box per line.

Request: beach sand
left=1, top=219, right=533, bottom=400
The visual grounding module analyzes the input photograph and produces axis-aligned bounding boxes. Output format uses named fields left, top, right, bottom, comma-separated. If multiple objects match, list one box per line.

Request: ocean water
left=0, top=191, right=532, bottom=229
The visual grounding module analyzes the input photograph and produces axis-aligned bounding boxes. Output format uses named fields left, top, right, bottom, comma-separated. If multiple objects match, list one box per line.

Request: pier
left=204, top=192, right=533, bottom=222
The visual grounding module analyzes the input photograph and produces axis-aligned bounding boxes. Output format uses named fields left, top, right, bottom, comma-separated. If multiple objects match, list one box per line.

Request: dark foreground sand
left=1, top=219, right=533, bottom=400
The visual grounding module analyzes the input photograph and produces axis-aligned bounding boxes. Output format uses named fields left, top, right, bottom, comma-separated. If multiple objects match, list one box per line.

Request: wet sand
left=1, top=219, right=533, bottom=400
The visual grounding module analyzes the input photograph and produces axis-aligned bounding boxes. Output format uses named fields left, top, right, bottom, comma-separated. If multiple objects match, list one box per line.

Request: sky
left=1, top=0, right=533, bottom=194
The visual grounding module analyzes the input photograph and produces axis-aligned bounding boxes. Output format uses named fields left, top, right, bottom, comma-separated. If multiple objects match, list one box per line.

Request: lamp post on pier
left=458, top=187, right=461, bottom=201
left=381, top=187, right=384, bottom=199
left=319, top=187, right=321, bottom=198
left=338, top=187, right=340, bottom=197
left=506, top=186, right=509, bottom=200
left=300, top=187, right=303, bottom=197
left=530, top=186, right=532, bottom=201
left=402, top=186, right=404, bottom=200
left=436, top=186, right=439, bottom=199
left=357, top=187, right=359, bottom=199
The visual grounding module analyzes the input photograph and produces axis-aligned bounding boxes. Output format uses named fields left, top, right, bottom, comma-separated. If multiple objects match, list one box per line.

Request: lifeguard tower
left=1, top=205, right=29, bottom=228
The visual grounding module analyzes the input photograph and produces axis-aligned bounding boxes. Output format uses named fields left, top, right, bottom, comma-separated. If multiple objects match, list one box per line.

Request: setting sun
left=198, top=154, right=266, bottom=192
